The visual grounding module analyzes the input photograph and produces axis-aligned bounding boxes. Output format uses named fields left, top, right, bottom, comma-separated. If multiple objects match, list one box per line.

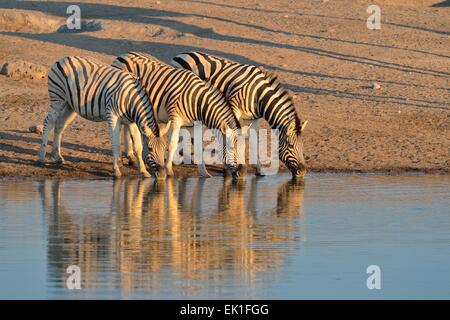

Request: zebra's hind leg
left=166, top=121, right=179, bottom=177
left=37, top=101, right=65, bottom=164
left=251, top=119, right=263, bottom=175
left=198, top=162, right=212, bottom=178
left=108, top=114, right=122, bottom=178
left=51, top=105, right=77, bottom=164
left=217, top=128, right=239, bottom=179
left=128, top=123, right=151, bottom=178
left=121, top=124, right=137, bottom=167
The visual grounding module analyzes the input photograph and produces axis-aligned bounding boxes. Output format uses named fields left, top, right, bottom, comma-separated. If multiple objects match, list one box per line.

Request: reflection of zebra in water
left=171, top=52, right=308, bottom=179
left=111, top=52, right=243, bottom=179
left=37, top=56, right=169, bottom=179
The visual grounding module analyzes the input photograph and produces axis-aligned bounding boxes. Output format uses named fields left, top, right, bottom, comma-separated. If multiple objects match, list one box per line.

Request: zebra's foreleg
left=108, top=114, right=122, bottom=178
left=219, top=131, right=231, bottom=178
left=128, top=123, right=151, bottom=178
left=51, top=105, right=77, bottom=164
left=198, top=162, right=213, bottom=178
left=165, top=121, right=179, bottom=177
left=122, top=124, right=137, bottom=167
left=251, top=119, right=262, bottom=175
left=194, top=123, right=212, bottom=178
left=37, top=102, right=64, bottom=163
left=220, top=127, right=244, bottom=180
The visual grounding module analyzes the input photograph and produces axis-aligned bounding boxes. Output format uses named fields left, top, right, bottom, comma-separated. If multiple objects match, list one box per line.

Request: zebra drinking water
left=111, top=52, right=243, bottom=179
left=171, top=52, right=308, bottom=180
left=37, top=56, right=169, bottom=179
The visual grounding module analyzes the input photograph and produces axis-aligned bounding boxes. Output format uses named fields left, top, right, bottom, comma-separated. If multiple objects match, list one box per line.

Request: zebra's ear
left=258, top=66, right=278, bottom=82
left=160, top=120, right=172, bottom=136
left=301, top=120, right=308, bottom=132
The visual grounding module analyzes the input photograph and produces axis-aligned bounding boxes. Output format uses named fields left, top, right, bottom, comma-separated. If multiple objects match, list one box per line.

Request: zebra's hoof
left=199, top=172, right=212, bottom=178
left=36, top=159, right=45, bottom=166
left=141, top=171, right=151, bottom=178
left=127, top=156, right=137, bottom=168
left=113, top=171, right=122, bottom=179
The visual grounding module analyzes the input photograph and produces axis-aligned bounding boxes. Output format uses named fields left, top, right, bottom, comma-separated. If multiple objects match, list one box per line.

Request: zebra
left=111, top=52, right=243, bottom=179
left=37, top=56, right=170, bottom=179
left=171, top=52, right=308, bottom=179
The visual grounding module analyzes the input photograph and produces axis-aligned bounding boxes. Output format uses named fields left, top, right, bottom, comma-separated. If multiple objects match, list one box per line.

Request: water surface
left=0, top=174, right=449, bottom=299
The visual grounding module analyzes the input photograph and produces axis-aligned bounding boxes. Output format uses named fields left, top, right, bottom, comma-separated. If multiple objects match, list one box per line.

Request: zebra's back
left=171, top=52, right=264, bottom=100
left=112, top=52, right=240, bottom=131
left=48, top=56, right=138, bottom=122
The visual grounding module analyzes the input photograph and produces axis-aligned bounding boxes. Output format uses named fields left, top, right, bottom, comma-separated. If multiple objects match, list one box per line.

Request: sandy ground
left=0, top=0, right=448, bottom=179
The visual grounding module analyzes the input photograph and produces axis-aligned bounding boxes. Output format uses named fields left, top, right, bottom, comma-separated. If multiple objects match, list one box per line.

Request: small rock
left=29, top=124, right=43, bottom=135
left=57, top=19, right=103, bottom=33
left=1, top=61, right=47, bottom=80
left=371, top=82, right=381, bottom=90
left=149, top=27, right=165, bottom=38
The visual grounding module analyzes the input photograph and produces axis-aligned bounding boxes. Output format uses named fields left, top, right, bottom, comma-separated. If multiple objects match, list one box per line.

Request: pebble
left=29, top=124, right=43, bottom=135
left=372, top=82, right=381, bottom=90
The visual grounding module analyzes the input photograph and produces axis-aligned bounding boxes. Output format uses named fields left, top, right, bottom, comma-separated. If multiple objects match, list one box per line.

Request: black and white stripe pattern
left=38, top=56, right=168, bottom=179
left=112, top=52, right=242, bottom=179
left=171, top=51, right=307, bottom=178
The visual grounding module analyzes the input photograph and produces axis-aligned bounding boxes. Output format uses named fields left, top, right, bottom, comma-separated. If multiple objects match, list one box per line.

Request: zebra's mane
left=203, top=80, right=242, bottom=130
left=258, top=67, right=293, bottom=100
left=258, top=67, right=302, bottom=135
left=130, top=52, right=165, bottom=65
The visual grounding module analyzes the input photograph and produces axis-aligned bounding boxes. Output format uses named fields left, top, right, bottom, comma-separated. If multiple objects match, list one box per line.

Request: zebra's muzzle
left=292, top=168, right=306, bottom=182
left=233, top=164, right=246, bottom=180
left=154, top=170, right=167, bottom=180
left=224, top=164, right=245, bottom=181
left=152, top=164, right=167, bottom=180
left=147, top=161, right=167, bottom=180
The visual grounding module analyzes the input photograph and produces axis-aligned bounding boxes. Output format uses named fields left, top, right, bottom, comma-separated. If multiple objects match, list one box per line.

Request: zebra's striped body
left=171, top=51, right=307, bottom=178
left=38, top=56, right=168, bottom=179
left=111, top=52, right=242, bottom=178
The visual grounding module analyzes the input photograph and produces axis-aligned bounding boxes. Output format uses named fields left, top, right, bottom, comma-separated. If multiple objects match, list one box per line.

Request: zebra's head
left=279, top=117, right=308, bottom=180
left=223, top=126, right=244, bottom=180
left=143, top=122, right=171, bottom=180
left=257, top=69, right=308, bottom=180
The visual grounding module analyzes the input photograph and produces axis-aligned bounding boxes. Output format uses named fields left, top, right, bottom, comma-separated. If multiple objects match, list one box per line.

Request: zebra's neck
left=129, top=91, right=160, bottom=138
left=258, top=83, right=297, bottom=131
left=204, top=91, right=240, bottom=130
